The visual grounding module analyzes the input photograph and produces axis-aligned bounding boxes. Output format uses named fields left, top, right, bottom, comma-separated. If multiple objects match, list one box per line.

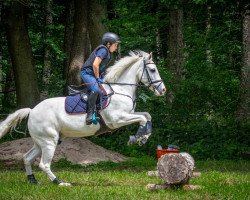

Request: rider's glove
left=96, top=78, right=104, bottom=84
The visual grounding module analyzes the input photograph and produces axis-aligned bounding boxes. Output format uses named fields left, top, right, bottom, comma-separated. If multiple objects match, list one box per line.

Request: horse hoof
left=59, top=182, right=72, bottom=187
left=127, top=135, right=137, bottom=145
left=27, top=174, right=38, bottom=184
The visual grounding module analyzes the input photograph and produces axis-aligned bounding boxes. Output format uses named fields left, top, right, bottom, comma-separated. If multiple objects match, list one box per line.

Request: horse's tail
left=0, top=108, right=31, bottom=139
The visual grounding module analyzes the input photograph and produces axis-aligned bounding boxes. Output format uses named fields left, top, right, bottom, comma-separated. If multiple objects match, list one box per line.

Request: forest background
left=0, top=0, right=249, bottom=160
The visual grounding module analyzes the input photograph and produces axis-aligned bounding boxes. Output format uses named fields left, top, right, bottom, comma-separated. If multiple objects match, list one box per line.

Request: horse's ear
left=148, top=52, right=153, bottom=60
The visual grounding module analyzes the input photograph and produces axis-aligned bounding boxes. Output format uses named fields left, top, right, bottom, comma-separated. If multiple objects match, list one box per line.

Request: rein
left=105, top=58, right=163, bottom=90
left=102, top=56, right=163, bottom=110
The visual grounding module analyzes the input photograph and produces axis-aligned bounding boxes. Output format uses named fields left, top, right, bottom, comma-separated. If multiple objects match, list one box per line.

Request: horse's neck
left=112, top=60, right=140, bottom=97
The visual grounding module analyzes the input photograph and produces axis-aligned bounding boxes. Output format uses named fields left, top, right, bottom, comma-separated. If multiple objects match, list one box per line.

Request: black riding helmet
left=102, top=32, right=121, bottom=44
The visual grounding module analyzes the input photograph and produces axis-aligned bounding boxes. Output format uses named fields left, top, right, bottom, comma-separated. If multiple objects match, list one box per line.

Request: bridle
left=106, top=53, right=163, bottom=90
left=139, top=58, right=163, bottom=94
left=103, top=53, right=163, bottom=109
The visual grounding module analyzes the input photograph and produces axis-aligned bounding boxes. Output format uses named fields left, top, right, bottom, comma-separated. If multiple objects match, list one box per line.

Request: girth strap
left=94, top=113, right=115, bottom=136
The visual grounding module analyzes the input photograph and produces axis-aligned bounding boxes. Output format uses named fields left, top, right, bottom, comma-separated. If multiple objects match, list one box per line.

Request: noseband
left=139, top=59, right=163, bottom=93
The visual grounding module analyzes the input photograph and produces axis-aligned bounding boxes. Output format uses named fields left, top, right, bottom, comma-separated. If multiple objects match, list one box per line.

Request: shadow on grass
left=52, top=156, right=157, bottom=173
left=0, top=156, right=157, bottom=174
left=1, top=156, right=249, bottom=175
left=71, top=181, right=121, bottom=187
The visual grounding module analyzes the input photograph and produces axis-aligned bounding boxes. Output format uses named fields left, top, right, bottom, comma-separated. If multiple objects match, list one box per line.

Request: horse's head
left=133, top=51, right=166, bottom=96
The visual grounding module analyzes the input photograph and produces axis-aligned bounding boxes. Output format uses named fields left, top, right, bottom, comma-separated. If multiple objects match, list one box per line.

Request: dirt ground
left=0, top=137, right=127, bottom=167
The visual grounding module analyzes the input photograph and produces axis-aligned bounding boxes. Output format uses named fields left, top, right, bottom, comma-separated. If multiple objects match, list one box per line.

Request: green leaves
left=0, top=0, right=248, bottom=159
left=139, top=93, right=151, bottom=103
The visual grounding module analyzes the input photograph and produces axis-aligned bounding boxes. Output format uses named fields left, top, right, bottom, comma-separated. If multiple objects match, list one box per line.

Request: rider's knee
left=91, top=88, right=102, bottom=96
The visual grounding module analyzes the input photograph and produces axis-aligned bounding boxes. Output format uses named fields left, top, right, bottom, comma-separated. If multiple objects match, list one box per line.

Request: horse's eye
left=150, top=68, right=156, bottom=72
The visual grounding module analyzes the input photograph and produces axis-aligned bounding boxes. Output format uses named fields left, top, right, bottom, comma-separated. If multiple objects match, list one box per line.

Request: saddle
left=65, top=85, right=110, bottom=114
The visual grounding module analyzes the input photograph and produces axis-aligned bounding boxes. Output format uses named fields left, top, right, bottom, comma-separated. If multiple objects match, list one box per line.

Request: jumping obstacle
left=146, top=151, right=201, bottom=191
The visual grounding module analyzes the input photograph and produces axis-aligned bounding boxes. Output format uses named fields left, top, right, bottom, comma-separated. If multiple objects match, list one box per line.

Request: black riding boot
left=86, top=91, right=98, bottom=125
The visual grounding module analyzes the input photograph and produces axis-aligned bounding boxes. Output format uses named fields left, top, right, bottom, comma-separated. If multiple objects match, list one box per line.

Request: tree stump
left=157, top=153, right=194, bottom=185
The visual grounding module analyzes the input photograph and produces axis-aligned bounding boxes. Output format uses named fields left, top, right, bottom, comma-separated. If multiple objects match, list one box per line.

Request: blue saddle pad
left=65, top=93, right=109, bottom=114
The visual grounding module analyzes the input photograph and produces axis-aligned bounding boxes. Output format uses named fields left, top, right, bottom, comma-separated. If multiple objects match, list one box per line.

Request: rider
left=81, top=32, right=121, bottom=125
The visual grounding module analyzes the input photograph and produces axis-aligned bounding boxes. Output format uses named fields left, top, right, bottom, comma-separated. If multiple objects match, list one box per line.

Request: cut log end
left=157, top=153, right=194, bottom=185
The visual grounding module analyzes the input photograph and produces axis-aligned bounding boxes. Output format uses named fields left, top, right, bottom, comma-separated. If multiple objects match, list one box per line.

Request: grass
left=0, top=156, right=249, bottom=200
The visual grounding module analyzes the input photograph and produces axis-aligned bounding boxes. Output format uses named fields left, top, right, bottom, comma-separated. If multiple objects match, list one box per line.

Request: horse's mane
left=104, top=50, right=148, bottom=83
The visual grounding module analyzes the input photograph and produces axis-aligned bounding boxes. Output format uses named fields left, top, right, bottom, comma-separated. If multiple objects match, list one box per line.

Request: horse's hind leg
left=23, top=143, right=41, bottom=184
left=39, top=142, right=71, bottom=186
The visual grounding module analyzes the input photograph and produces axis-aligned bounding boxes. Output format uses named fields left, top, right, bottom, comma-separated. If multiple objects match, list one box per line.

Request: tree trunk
left=0, top=54, right=2, bottom=111
left=41, top=0, right=53, bottom=100
left=157, top=153, right=194, bottom=185
left=6, top=1, right=40, bottom=108
left=88, top=0, right=108, bottom=50
left=0, top=0, right=3, bottom=109
left=167, top=9, right=184, bottom=81
left=156, top=29, right=161, bottom=61
left=2, top=66, right=15, bottom=109
left=67, top=0, right=89, bottom=86
left=235, top=5, right=250, bottom=121
left=206, top=5, right=213, bottom=66
left=63, top=0, right=74, bottom=89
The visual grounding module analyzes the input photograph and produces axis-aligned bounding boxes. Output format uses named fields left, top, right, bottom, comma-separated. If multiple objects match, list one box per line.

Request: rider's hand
left=96, top=78, right=104, bottom=84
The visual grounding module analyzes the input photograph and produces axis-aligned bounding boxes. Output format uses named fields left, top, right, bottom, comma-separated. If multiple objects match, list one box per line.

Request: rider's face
left=109, top=43, right=119, bottom=53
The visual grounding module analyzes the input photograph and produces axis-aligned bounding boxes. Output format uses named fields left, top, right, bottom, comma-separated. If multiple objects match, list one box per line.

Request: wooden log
left=183, top=184, right=202, bottom=190
left=179, top=152, right=195, bottom=171
left=192, top=172, right=201, bottom=177
left=157, top=153, right=194, bottom=185
left=147, top=170, right=201, bottom=178
left=146, top=183, right=171, bottom=191
left=146, top=183, right=202, bottom=191
left=147, top=170, right=159, bottom=177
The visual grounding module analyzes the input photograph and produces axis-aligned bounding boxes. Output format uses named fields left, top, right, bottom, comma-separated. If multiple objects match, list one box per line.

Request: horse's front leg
left=111, top=112, right=147, bottom=127
left=134, top=112, right=152, bottom=121
left=130, top=112, right=152, bottom=143
left=110, top=112, right=152, bottom=145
